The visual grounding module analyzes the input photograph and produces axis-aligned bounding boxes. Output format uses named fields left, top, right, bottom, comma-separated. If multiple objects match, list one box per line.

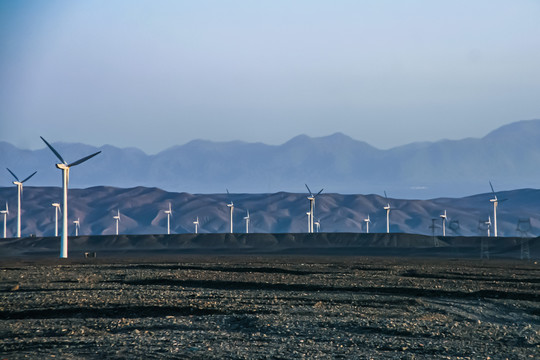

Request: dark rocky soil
left=1, top=256, right=539, bottom=359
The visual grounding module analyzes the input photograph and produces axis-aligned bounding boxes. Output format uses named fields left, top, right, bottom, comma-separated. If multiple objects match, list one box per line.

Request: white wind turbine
left=489, top=181, right=506, bottom=237
left=73, top=218, right=80, bottom=236
left=164, top=203, right=172, bottom=235
left=52, top=203, right=61, bottom=237
left=113, top=210, right=121, bottom=235
left=485, top=216, right=492, bottom=237
left=314, top=219, right=321, bottom=233
left=364, top=215, right=371, bottom=234
left=1, top=202, right=8, bottom=239
left=383, top=191, right=391, bottom=234
left=244, top=210, right=250, bottom=234
left=305, top=184, right=323, bottom=233
left=193, top=217, right=199, bottom=234
left=440, top=210, right=447, bottom=237
left=41, top=136, right=101, bottom=258
left=226, top=189, right=234, bottom=233
left=6, top=168, right=37, bottom=238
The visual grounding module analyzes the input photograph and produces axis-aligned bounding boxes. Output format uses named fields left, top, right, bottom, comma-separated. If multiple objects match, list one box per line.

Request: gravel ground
left=0, top=256, right=539, bottom=359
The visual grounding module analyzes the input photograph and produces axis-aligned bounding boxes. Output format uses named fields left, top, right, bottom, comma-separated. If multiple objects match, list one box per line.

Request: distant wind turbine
left=383, top=191, right=391, bottom=234
left=364, top=215, right=371, bottom=234
left=164, top=203, right=172, bottom=235
left=113, top=210, right=121, bottom=235
left=1, top=202, right=8, bottom=239
left=193, top=217, right=199, bottom=234
left=6, top=168, right=37, bottom=238
left=305, top=184, right=323, bottom=233
left=489, top=181, right=507, bottom=237
left=314, top=219, right=321, bottom=233
left=73, top=218, right=80, bottom=236
left=485, top=216, right=492, bottom=237
left=244, top=210, right=250, bottom=234
left=226, top=189, right=234, bottom=233
left=440, top=210, right=447, bottom=237
left=52, top=203, right=61, bottom=237
left=41, top=136, right=101, bottom=258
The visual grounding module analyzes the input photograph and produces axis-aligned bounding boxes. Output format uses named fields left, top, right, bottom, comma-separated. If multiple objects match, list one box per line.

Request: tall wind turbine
left=226, top=189, right=234, bottom=233
left=113, top=210, right=121, bottom=235
left=164, top=203, right=172, bottom=235
left=73, top=218, right=80, bottom=236
left=52, top=203, right=61, bottom=237
left=193, top=217, right=199, bottom=234
left=305, top=184, right=323, bottom=233
left=440, top=210, right=447, bottom=237
left=489, top=181, right=506, bottom=237
left=1, top=202, right=8, bottom=239
left=383, top=191, right=391, bottom=234
left=244, top=210, right=250, bottom=233
left=6, top=168, right=37, bottom=238
left=41, top=136, right=101, bottom=258
left=364, top=215, right=371, bottom=234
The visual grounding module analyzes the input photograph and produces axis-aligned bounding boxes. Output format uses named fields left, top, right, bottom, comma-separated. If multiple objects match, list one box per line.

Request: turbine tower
left=41, top=136, right=101, bottom=258
left=193, top=217, right=199, bottom=234
left=489, top=181, right=506, bottom=237
left=244, top=210, right=250, bottom=234
left=52, top=203, right=61, bottom=237
left=226, top=189, right=234, bottom=233
left=6, top=168, right=37, bottom=238
left=305, top=184, right=323, bottom=233
left=440, top=210, right=447, bottom=237
left=113, top=210, right=121, bottom=235
left=164, top=203, right=172, bottom=235
left=364, top=215, right=371, bottom=234
left=73, top=218, right=80, bottom=236
left=383, top=191, right=391, bottom=234
left=306, top=212, right=311, bottom=233
left=314, top=219, right=321, bottom=233
left=1, top=202, right=8, bottom=239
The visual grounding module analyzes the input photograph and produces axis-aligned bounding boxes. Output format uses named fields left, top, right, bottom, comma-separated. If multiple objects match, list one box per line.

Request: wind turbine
left=164, top=203, right=172, bottom=235
left=383, top=191, right=391, bottom=234
left=440, top=210, right=447, bottom=237
left=73, top=218, right=80, bottom=236
left=52, top=203, right=61, bottom=237
left=305, top=184, right=323, bottom=233
left=244, top=210, right=250, bottom=233
left=489, top=181, right=506, bottom=237
left=226, top=189, right=234, bottom=233
left=1, top=202, right=8, bottom=239
left=41, top=136, right=101, bottom=258
left=113, top=210, right=121, bottom=235
left=364, top=215, right=371, bottom=234
left=314, top=219, right=321, bottom=233
left=193, top=217, right=199, bottom=234
left=485, top=216, right=491, bottom=237
left=6, top=168, right=37, bottom=238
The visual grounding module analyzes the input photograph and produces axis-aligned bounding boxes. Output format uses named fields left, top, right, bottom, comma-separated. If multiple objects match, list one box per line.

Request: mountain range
left=1, top=119, right=540, bottom=199
left=0, top=186, right=538, bottom=238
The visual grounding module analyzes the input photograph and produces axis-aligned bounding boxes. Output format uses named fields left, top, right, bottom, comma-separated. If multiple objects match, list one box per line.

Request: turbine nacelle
left=56, top=163, right=69, bottom=170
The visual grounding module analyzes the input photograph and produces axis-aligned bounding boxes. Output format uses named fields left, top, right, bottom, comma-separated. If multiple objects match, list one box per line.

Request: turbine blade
left=40, top=136, right=66, bottom=164
left=489, top=181, right=495, bottom=194
left=68, top=151, right=101, bottom=167
left=21, top=171, right=37, bottom=183
left=5, top=202, right=8, bottom=214
left=384, top=191, right=388, bottom=199
left=6, top=168, right=19, bottom=182
left=316, top=188, right=324, bottom=196
left=305, top=184, right=312, bottom=195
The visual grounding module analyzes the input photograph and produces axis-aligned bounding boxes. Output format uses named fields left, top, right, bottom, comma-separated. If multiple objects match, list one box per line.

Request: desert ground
left=0, top=255, right=538, bottom=359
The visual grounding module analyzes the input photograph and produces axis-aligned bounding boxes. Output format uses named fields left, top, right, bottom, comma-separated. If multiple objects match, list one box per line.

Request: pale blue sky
left=1, top=0, right=539, bottom=153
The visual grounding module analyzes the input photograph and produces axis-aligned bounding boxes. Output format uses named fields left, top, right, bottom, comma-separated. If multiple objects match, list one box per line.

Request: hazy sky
left=1, top=0, right=539, bottom=154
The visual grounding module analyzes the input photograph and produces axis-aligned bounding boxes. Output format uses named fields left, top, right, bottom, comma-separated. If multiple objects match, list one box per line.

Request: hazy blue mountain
left=0, top=186, right=537, bottom=238
left=1, top=119, right=540, bottom=198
